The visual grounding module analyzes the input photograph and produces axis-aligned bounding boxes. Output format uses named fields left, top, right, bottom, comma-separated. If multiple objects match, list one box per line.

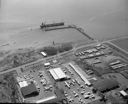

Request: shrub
left=58, top=43, right=73, bottom=53
left=43, top=46, right=57, bottom=56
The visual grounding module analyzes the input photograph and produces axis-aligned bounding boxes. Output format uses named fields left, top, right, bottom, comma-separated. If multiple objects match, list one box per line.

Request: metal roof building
left=49, top=68, right=67, bottom=81
left=21, top=83, right=39, bottom=98
left=93, top=79, right=119, bottom=93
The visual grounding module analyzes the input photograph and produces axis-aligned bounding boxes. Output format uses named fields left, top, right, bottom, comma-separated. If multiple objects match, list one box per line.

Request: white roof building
left=19, top=81, right=28, bottom=88
left=120, top=90, right=128, bottom=97
left=41, top=51, right=47, bottom=57
left=44, top=62, right=50, bottom=66
left=49, top=68, right=67, bottom=81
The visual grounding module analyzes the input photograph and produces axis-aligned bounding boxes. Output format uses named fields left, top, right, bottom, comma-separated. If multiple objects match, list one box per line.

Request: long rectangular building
left=69, top=62, right=91, bottom=86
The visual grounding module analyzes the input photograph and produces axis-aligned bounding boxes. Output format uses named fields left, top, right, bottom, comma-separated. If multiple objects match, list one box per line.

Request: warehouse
left=21, top=83, right=39, bottom=98
left=69, top=63, right=91, bottom=86
left=93, top=79, right=119, bottom=93
left=49, top=68, right=67, bottom=81
left=119, top=90, right=128, bottom=99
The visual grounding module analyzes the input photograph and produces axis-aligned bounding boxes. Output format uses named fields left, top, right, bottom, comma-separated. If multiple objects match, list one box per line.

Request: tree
left=61, top=43, right=73, bottom=51
left=58, top=43, right=73, bottom=53
left=43, top=46, right=57, bottom=56
left=12, top=55, right=20, bottom=67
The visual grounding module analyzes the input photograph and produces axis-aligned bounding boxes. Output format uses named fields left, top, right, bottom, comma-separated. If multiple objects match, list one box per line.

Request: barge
left=40, top=22, right=64, bottom=29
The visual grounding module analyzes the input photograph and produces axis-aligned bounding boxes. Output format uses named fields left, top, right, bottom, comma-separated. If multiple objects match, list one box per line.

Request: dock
left=40, top=22, right=94, bottom=41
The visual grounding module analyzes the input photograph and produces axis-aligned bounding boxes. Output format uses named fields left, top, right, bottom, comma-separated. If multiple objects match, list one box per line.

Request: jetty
left=40, top=22, right=94, bottom=40
left=68, top=25, right=94, bottom=40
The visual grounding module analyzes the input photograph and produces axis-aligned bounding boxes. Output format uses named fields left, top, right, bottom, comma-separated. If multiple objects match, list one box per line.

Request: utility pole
left=0, top=0, right=1, bottom=8
left=53, top=41, right=55, bottom=45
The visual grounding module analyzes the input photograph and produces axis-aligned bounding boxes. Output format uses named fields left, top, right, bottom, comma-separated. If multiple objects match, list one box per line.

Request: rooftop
left=49, top=67, right=67, bottom=81
left=20, top=83, right=39, bottom=98
left=93, top=79, right=119, bottom=93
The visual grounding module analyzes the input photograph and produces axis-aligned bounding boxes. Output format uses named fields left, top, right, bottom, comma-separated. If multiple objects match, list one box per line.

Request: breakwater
left=68, top=25, right=94, bottom=40
left=44, top=26, right=71, bottom=31
left=40, top=23, right=94, bottom=41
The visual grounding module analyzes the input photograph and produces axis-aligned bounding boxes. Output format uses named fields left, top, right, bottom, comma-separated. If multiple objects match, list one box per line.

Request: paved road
left=0, top=39, right=101, bottom=75
left=1, top=36, right=128, bottom=75
left=107, top=41, right=128, bottom=54
left=104, top=41, right=128, bottom=61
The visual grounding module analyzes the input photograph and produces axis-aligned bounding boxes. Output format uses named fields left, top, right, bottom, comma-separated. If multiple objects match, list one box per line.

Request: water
left=0, top=0, right=128, bottom=48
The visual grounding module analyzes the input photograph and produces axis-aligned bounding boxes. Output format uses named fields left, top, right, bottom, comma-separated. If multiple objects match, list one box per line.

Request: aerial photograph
left=0, top=0, right=128, bottom=103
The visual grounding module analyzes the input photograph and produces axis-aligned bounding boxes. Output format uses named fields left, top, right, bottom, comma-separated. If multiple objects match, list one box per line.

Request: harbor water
left=0, top=0, right=128, bottom=49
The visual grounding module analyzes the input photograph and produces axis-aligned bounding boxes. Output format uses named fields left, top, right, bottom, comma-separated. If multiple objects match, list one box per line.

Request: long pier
left=44, top=26, right=71, bottom=31
left=40, top=22, right=94, bottom=41
left=68, top=25, right=94, bottom=40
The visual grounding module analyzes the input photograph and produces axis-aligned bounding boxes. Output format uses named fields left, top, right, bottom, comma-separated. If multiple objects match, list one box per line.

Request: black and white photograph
left=0, top=0, right=128, bottom=103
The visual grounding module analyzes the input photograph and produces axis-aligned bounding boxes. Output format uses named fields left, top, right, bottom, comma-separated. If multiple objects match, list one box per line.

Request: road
left=106, top=41, right=128, bottom=54
left=0, top=40, right=97, bottom=75
left=1, top=35, right=128, bottom=75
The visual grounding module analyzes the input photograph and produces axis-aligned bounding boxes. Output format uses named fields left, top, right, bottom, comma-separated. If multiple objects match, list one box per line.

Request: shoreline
left=0, top=24, right=92, bottom=50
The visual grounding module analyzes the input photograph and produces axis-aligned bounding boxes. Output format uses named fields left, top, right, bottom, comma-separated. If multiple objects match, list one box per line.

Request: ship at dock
left=40, top=21, right=94, bottom=40
left=40, top=22, right=64, bottom=29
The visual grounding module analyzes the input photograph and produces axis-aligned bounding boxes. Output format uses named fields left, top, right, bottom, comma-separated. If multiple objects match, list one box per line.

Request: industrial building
left=93, top=79, right=119, bottom=93
left=20, top=83, right=39, bottom=98
left=49, top=68, right=67, bottom=81
left=119, top=90, right=128, bottom=98
left=109, top=60, right=121, bottom=66
left=69, top=62, right=91, bottom=86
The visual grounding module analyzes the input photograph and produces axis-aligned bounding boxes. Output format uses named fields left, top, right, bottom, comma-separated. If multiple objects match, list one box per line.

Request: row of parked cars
left=75, top=43, right=106, bottom=57
left=75, top=48, right=98, bottom=56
